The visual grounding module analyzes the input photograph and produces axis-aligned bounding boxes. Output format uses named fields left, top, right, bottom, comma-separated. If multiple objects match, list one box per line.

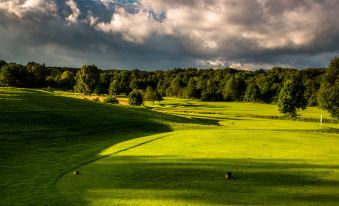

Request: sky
left=0, top=0, right=339, bottom=70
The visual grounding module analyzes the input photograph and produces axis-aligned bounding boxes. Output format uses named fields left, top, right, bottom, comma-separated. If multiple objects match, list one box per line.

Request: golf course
left=1, top=87, right=338, bottom=205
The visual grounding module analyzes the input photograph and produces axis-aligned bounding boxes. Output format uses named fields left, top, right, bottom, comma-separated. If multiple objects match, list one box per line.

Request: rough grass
left=1, top=87, right=338, bottom=205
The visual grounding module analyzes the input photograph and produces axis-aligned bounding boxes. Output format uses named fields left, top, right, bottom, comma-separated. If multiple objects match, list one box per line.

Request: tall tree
left=278, top=74, right=307, bottom=117
left=317, top=57, right=339, bottom=118
left=74, top=65, right=100, bottom=94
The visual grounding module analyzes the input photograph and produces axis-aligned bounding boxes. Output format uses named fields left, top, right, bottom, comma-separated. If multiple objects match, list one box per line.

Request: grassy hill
left=1, top=87, right=338, bottom=205
left=0, top=87, right=211, bottom=205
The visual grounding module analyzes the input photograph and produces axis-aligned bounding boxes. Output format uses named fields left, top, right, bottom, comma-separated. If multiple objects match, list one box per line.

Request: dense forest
left=0, top=58, right=338, bottom=118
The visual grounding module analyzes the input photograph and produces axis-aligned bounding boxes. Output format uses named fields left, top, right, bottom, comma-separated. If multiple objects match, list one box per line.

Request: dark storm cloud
left=0, top=0, right=338, bottom=70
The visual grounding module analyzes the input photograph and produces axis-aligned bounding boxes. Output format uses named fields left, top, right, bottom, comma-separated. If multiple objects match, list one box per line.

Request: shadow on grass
left=166, top=112, right=245, bottom=121
left=60, top=156, right=339, bottom=205
left=159, top=102, right=226, bottom=109
left=0, top=88, right=220, bottom=205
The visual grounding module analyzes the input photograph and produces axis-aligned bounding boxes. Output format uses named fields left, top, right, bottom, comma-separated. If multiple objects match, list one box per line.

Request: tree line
left=0, top=58, right=338, bottom=118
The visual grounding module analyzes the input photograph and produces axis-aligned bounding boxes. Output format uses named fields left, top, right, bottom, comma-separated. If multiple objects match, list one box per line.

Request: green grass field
left=1, top=87, right=339, bottom=205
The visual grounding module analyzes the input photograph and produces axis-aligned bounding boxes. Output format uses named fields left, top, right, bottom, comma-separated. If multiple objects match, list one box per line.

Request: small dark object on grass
left=73, top=170, right=80, bottom=175
left=93, top=97, right=99, bottom=102
left=225, top=171, right=232, bottom=180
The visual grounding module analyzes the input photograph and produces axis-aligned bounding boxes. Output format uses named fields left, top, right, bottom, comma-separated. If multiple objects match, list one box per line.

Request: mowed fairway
left=1, top=88, right=339, bottom=205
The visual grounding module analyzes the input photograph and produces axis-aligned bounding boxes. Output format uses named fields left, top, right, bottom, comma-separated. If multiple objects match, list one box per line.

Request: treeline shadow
left=65, top=157, right=339, bottom=205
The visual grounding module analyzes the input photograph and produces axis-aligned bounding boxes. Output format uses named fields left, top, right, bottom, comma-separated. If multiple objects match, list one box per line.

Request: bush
left=128, top=90, right=144, bottom=105
left=104, top=95, right=119, bottom=104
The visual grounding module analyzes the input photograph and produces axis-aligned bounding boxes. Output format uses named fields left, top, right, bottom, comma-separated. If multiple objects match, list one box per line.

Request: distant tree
left=244, top=81, right=261, bottom=102
left=317, top=81, right=339, bottom=118
left=0, top=60, right=6, bottom=68
left=303, top=78, right=320, bottom=106
left=201, top=89, right=221, bottom=101
left=0, top=59, right=332, bottom=107
left=59, top=71, right=75, bottom=89
left=26, top=62, right=47, bottom=88
left=0, top=64, right=28, bottom=87
left=95, top=72, right=111, bottom=95
left=201, top=89, right=213, bottom=101
left=278, top=75, right=307, bottom=117
left=184, top=78, right=198, bottom=99
left=156, top=78, right=168, bottom=96
left=300, top=68, right=324, bottom=106
left=74, top=65, right=100, bottom=94
left=256, top=71, right=283, bottom=103
left=223, top=77, right=240, bottom=101
left=128, top=90, right=144, bottom=106
left=45, top=68, right=63, bottom=88
left=144, top=86, right=158, bottom=105
left=166, top=76, right=184, bottom=97
left=317, top=57, right=339, bottom=118
left=109, top=79, right=120, bottom=95
left=129, top=79, right=142, bottom=91
left=118, top=71, right=132, bottom=94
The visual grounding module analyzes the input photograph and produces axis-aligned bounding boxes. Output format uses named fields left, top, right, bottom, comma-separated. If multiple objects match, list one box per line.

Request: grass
left=1, top=87, right=338, bottom=205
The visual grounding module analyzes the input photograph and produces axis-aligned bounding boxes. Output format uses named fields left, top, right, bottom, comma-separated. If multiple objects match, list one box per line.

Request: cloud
left=65, top=0, right=80, bottom=23
left=96, top=7, right=163, bottom=43
left=0, top=0, right=56, bottom=17
left=94, top=0, right=339, bottom=57
left=0, top=0, right=338, bottom=69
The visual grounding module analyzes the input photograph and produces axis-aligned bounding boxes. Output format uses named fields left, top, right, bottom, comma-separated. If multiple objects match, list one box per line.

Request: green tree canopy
left=0, top=64, right=28, bottom=87
left=317, top=57, right=339, bottom=118
left=184, top=78, right=198, bottom=99
left=143, top=86, right=159, bottom=105
left=26, top=62, right=47, bottom=87
left=0, top=60, right=6, bottom=68
left=166, top=76, right=184, bottom=97
left=109, top=79, right=120, bottom=95
left=244, top=81, right=261, bottom=102
left=278, top=74, right=307, bottom=117
left=223, top=77, right=240, bottom=101
left=128, top=90, right=144, bottom=106
left=74, top=65, right=100, bottom=94
left=59, top=71, right=75, bottom=89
